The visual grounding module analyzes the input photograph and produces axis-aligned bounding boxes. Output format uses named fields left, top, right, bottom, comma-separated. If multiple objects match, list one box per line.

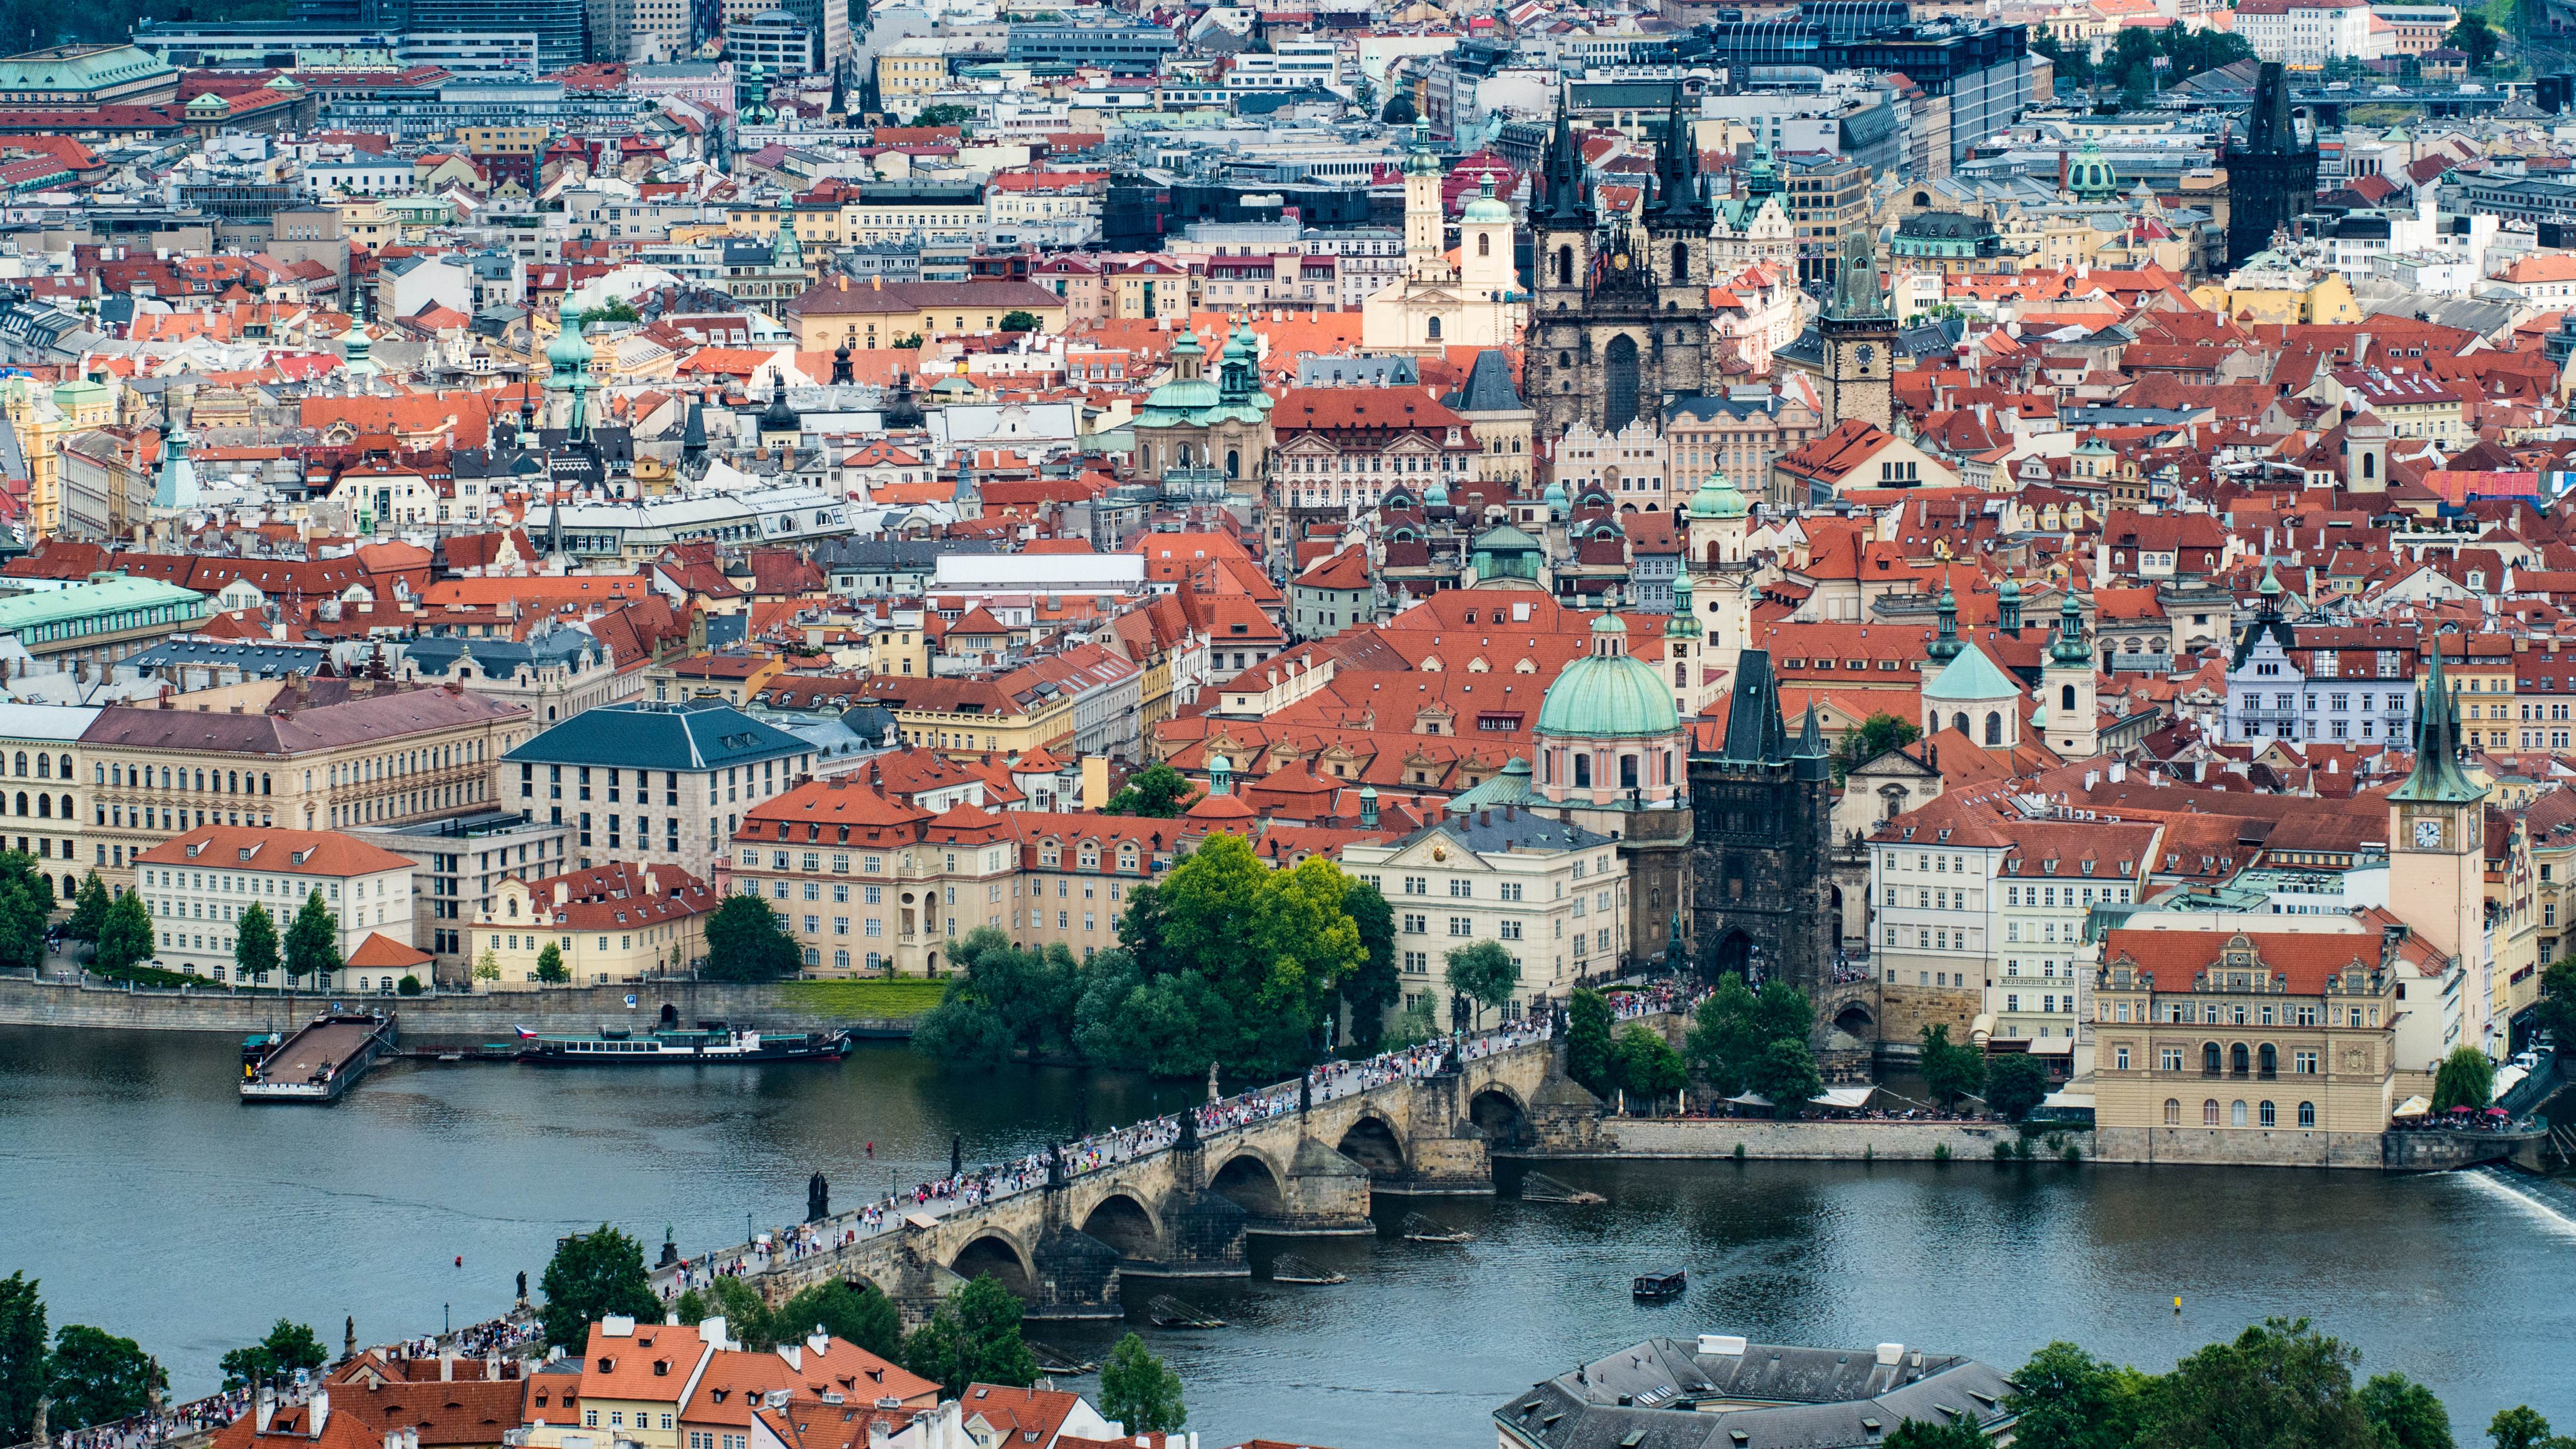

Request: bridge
left=673, top=1033, right=1601, bottom=1321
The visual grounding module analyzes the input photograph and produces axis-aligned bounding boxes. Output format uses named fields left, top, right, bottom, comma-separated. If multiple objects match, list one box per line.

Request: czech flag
left=515, top=1026, right=538, bottom=1039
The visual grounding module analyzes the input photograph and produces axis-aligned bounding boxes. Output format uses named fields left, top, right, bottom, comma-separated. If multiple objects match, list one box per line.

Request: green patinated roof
left=1534, top=640, right=1680, bottom=740
left=0, top=575, right=203, bottom=635
left=1920, top=642, right=2019, bottom=702
left=0, top=44, right=176, bottom=91
left=1447, top=755, right=1535, bottom=810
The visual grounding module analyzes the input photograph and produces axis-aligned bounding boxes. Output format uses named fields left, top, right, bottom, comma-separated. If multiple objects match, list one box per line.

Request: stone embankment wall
left=1601, top=1119, right=2016, bottom=1160
left=0, top=974, right=875, bottom=1041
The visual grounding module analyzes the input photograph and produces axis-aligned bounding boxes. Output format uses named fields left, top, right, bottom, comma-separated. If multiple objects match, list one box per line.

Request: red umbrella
left=2449, top=1105, right=2474, bottom=1113
left=2485, top=1107, right=2509, bottom=1116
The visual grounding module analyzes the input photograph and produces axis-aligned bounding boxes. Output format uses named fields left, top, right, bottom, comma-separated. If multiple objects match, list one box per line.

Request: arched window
left=1426, top=316, right=1442, bottom=340
left=2164, top=1098, right=2180, bottom=1125
left=2202, top=1099, right=2220, bottom=1126
left=58, top=795, right=70, bottom=820
left=1557, top=350, right=1571, bottom=368
left=2298, top=1101, right=2316, bottom=1127
left=2259, top=1043, right=2278, bottom=1077
left=1912, top=191, right=1930, bottom=206
left=1542, top=751, right=1552, bottom=784
left=33, top=754, right=47, bottom=779
left=1573, top=754, right=1591, bottom=788
left=1952, top=712, right=1969, bottom=735
left=1555, top=245, right=1573, bottom=286
left=1983, top=712, right=2002, bottom=745
left=2230, top=1099, right=2248, bottom=1127
left=2230, top=1042, right=2250, bottom=1075
left=1226, top=449, right=1240, bottom=479
left=2363, top=453, right=2376, bottom=479
left=1477, top=232, right=1491, bottom=257
left=2202, top=1041, right=2221, bottom=1074
left=12, top=792, right=24, bottom=817
left=2061, top=683, right=2077, bottom=711
left=2259, top=1100, right=2277, bottom=1127
left=11, top=753, right=22, bottom=776
left=1671, top=242, right=1687, bottom=280
left=34, top=795, right=47, bottom=819
left=1619, top=755, right=1639, bottom=789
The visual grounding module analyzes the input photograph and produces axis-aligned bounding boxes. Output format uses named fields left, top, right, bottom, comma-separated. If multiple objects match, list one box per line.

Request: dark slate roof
left=1896, top=317, right=1963, bottom=357
left=1664, top=393, right=1784, bottom=424
left=812, top=537, right=1002, bottom=570
left=1717, top=648, right=1790, bottom=764
left=504, top=700, right=810, bottom=770
left=131, top=639, right=334, bottom=677
left=1395, top=802, right=1609, bottom=858
left=1773, top=326, right=1824, bottom=370
left=1495, top=1337, right=2014, bottom=1449
left=706, top=613, right=749, bottom=649
left=403, top=630, right=602, bottom=678
left=1448, top=348, right=1525, bottom=413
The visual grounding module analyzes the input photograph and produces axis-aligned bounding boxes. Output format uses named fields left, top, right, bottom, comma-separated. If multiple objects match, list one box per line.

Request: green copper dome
left=545, top=296, right=592, bottom=372
left=1689, top=471, right=1747, bottom=518
left=1533, top=612, right=1681, bottom=740
left=1462, top=172, right=1509, bottom=224
left=1136, top=330, right=1219, bottom=422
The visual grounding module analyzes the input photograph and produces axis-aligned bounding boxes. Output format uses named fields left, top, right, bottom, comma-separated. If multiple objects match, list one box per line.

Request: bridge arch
left=949, top=1231, right=1034, bottom=1295
left=1469, top=1085, right=1532, bottom=1148
left=1210, top=1150, right=1288, bottom=1217
left=1336, top=1112, right=1407, bottom=1179
left=1831, top=997, right=1875, bottom=1038
left=1078, top=1190, right=1165, bottom=1260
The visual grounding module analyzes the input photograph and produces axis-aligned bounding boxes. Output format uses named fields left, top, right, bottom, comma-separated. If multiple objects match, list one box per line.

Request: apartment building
left=475, top=859, right=718, bottom=986
left=131, top=825, right=418, bottom=987
left=505, top=700, right=819, bottom=884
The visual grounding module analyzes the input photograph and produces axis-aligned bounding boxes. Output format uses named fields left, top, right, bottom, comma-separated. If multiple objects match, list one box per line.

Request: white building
left=2233, top=0, right=2374, bottom=64
left=132, top=825, right=420, bottom=989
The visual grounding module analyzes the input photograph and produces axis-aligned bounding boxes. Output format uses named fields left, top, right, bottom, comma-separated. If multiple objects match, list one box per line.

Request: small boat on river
left=1269, top=1253, right=1346, bottom=1285
left=514, top=1021, right=852, bottom=1065
left=1401, top=1212, right=1474, bottom=1243
left=1632, top=1268, right=1687, bottom=1301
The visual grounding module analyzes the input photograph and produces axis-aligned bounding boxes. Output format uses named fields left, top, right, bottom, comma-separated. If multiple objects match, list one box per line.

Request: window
left=1449, top=916, right=1473, bottom=936
left=2298, top=1101, right=2316, bottom=1127
left=2115, top=1046, right=2130, bottom=1070
left=2203, top=1099, right=2220, bottom=1126
left=1402, top=913, right=1426, bottom=933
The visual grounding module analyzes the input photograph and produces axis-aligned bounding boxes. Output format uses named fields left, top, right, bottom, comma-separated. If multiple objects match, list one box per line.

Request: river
left=3, top=1028, right=2571, bottom=1448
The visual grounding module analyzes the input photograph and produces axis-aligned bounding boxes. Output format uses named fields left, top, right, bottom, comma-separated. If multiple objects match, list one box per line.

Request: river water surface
left=3, top=1028, right=2570, bottom=1448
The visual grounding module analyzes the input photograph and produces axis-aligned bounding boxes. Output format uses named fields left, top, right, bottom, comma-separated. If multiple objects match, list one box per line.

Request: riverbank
left=0, top=971, right=924, bottom=1041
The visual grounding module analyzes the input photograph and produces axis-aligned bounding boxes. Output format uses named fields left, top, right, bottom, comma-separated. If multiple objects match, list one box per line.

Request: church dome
left=1425, top=476, right=1450, bottom=507
left=1542, top=478, right=1568, bottom=513
left=1462, top=172, right=1510, bottom=224
left=1139, top=330, right=1219, bottom=415
left=545, top=298, right=592, bottom=371
left=1688, top=471, right=1747, bottom=518
left=1533, top=612, right=1680, bottom=739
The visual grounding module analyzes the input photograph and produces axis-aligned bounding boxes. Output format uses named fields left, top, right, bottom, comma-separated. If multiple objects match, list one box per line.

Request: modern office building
left=1003, top=21, right=1176, bottom=74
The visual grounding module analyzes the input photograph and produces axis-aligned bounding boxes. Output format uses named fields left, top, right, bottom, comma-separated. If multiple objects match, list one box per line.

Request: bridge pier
left=1024, top=1166, right=1125, bottom=1319
left=1256, top=1137, right=1376, bottom=1235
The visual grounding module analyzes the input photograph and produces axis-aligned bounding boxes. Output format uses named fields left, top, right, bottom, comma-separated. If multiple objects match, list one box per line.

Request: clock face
left=2414, top=818, right=2443, bottom=849
left=1612, top=252, right=1631, bottom=270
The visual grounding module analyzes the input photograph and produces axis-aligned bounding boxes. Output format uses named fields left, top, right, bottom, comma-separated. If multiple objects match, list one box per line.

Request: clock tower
left=2386, top=641, right=2488, bottom=978
left=1814, top=225, right=1897, bottom=431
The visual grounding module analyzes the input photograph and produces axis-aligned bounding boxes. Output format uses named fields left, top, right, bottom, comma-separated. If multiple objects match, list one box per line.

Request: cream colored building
left=131, top=824, right=417, bottom=987
left=474, top=860, right=717, bottom=986
left=1361, top=139, right=1523, bottom=352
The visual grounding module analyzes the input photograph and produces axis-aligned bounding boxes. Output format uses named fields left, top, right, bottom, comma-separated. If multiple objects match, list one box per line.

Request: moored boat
left=514, top=1020, right=852, bottom=1064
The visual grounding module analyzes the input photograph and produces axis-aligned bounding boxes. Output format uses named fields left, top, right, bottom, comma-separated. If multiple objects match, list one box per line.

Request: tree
left=234, top=900, right=278, bottom=984
left=2536, top=958, right=2576, bottom=1049
left=2007, top=1343, right=2151, bottom=1449
left=2103, top=26, right=2161, bottom=102
left=1609, top=1023, right=1686, bottom=1110
left=397, top=974, right=422, bottom=995
left=2431, top=1045, right=2496, bottom=1114
left=702, top=1278, right=774, bottom=1351
left=578, top=298, right=640, bottom=326
left=1444, top=941, right=1519, bottom=1030
left=998, top=310, right=1041, bottom=333
left=704, top=894, right=803, bottom=982
left=1920, top=1024, right=1988, bottom=1108
left=1748, top=1035, right=1823, bottom=1112
left=1883, top=1418, right=1986, bottom=1449
left=1381, top=92, right=1416, bottom=124
left=2143, top=1318, right=2376, bottom=1449
left=1684, top=978, right=1812, bottom=1094
left=900, top=1275, right=1034, bottom=1398
left=913, top=103, right=977, bottom=130
left=1155, top=835, right=1363, bottom=1078
left=914, top=929, right=1081, bottom=1068
left=217, top=1320, right=326, bottom=1392
left=535, top=941, right=569, bottom=985
left=474, top=948, right=502, bottom=986
left=1339, top=882, right=1400, bottom=1053
left=1987, top=1054, right=2051, bottom=1123
left=891, top=332, right=924, bottom=349
left=2488, top=1407, right=2570, bottom=1449
left=0, top=1273, right=46, bottom=1446
left=283, top=888, right=342, bottom=984
left=1098, top=1332, right=1186, bottom=1435
left=64, top=872, right=108, bottom=945
left=2156, top=24, right=2253, bottom=80
left=1103, top=763, right=1198, bottom=818
left=94, top=891, right=155, bottom=976
left=0, top=852, right=53, bottom=971
left=1831, top=711, right=1921, bottom=782
left=2449, top=12, right=2499, bottom=65
left=774, top=1281, right=901, bottom=1361
left=46, top=1326, right=159, bottom=1433
left=1565, top=987, right=1615, bottom=1094
left=2361, top=1374, right=2457, bottom=1449
left=537, top=1226, right=662, bottom=1354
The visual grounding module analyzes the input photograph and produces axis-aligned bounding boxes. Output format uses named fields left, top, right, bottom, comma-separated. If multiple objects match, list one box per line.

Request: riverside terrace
left=1494, top=1334, right=2019, bottom=1449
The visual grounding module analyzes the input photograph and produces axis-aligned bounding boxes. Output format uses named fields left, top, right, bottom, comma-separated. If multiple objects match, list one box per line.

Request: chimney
left=310, top=1391, right=330, bottom=1438
left=554, top=882, right=569, bottom=906
left=2109, top=760, right=2126, bottom=784
left=257, top=1390, right=276, bottom=1435
left=441, top=1353, right=454, bottom=1382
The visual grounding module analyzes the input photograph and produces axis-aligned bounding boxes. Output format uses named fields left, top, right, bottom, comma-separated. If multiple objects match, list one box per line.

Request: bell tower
left=2386, top=639, right=2490, bottom=974
left=2043, top=585, right=2098, bottom=758
left=1531, top=85, right=1597, bottom=447
left=1815, top=226, right=1897, bottom=430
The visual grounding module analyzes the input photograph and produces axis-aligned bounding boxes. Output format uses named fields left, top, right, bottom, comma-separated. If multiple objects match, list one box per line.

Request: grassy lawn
left=777, top=979, right=948, bottom=1019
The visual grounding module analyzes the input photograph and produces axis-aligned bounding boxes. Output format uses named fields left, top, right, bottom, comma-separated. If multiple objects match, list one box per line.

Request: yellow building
left=4, top=376, right=108, bottom=538
left=781, top=275, right=1070, bottom=351
left=2189, top=266, right=2361, bottom=325
left=1105, top=258, right=1198, bottom=321
left=473, top=860, right=717, bottom=987
left=876, top=39, right=953, bottom=98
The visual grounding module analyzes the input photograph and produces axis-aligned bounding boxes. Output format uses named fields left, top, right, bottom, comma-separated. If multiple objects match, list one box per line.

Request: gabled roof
left=508, top=701, right=808, bottom=770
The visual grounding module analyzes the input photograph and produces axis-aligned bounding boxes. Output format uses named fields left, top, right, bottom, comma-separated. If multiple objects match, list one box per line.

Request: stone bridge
left=733, top=1037, right=1589, bottom=1321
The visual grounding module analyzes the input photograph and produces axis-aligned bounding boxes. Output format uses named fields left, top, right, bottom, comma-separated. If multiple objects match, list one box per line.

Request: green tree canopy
left=1339, top=881, right=1400, bottom=1053
left=1749, top=1035, right=1823, bottom=1110
left=1098, top=1332, right=1186, bottom=1434
left=2006, top=1342, right=2151, bottom=1449
left=535, top=941, right=569, bottom=984
left=1986, top=1054, right=2051, bottom=1123
left=1685, top=978, right=1813, bottom=1095
left=701, top=1278, right=774, bottom=1350
left=2487, top=1406, right=2574, bottom=1449
left=900, top=1275, right=1034, bottom=1397
left=998, top=310, right=1042, bottom=333
left=912, top=103, right=977, bottom=129
left=218, top=1320, right=326, bottom=1392
left=283, top=888, right=342, bottom=983
left=1147, top=835, right=1362, bottom=1077
left=1104, top=763, right=1198, bottom=818
left=538, top=1226, right=662, bottom=1354
left=704, top=894, right=803, bottom=982
left=2145, top=1318, right=2376, bottom=1449
left=64, top=872, right=109, bottom=945
left=47, top=1326, right=160, bottom=1432
left=1565, top=987, right=1615, bottom=1094
left=2536, top=958, right=2576, bottom=1049
left=913, top=929, right=1082, bottom=1068
left=774, top=1281, right=901, bottom=1361
left=1920, top=1024, right=1988, bottom=1108
left=0, top=1273, right=46, bottom=1445
left=2448, top=12, right=2499, bottom=64
left=95, top=891, right=156, bottom=977
left=1444, top=941, right=1519, bottom=1031
left=2361, top=1373, right=2457, bottom=1449
left=2430, top=1045, right=2496, bottom=1113
left=0, top=852, right=53, bottom=971
left=578, top=298, right=641, bottom=326
left=1883, top=1418, right=1985, bottom=1449
left=1832, top=711, right=1922, bottom=781
left=1610, top=1022, right=1686, bottom=1105
left=235, top=901, right=279, bottom=984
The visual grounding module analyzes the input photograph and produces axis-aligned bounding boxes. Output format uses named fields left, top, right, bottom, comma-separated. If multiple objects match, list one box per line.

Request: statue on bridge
left=1177, top=1102, right=1199, bottom=1150
left=806, top=1172, right=829, bottom=1223
left=951, top=1134, right=962, bottom=1178
left=1046, top=1141, right=1066, bottom=1189
left=516, top=1271, right=528, bottom=1306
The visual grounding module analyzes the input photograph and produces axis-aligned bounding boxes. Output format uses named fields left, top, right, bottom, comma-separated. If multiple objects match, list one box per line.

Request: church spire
left=2389, top=633, right=2481, bottom=804
left=1540, top=84, right=1592, bottom=227
left=2050, top=583, right=2090, bottom=664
